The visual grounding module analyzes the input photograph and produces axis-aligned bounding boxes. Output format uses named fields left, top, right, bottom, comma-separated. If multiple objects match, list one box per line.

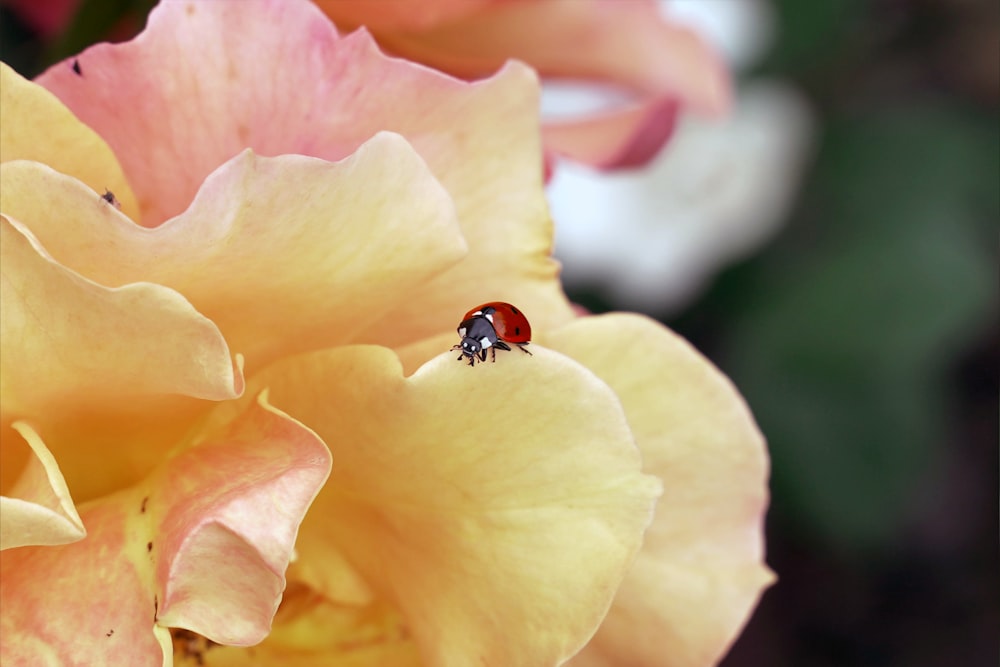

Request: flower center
left=176, top=581, right=419, bottom=665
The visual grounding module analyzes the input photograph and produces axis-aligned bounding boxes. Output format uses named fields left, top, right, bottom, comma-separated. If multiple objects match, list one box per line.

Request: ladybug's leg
left=515, top=343, right=532, bottom=356
left=489, top=346, right=497, bottom=363
left=478, top=349, right=487, bottom=363
left=494, top=341, right=512, bottom=352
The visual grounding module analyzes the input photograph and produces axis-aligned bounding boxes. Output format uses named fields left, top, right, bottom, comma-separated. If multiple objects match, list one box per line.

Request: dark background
left=3, top=1, right=997, bottom=665
left=711, top=1, right=999, bottom=664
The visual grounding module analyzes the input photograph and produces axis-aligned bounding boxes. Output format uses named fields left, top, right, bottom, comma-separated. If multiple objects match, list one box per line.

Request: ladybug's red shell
left=462, top=302, right=531, bottom=343
left=453, top=302, right=533, bottom=366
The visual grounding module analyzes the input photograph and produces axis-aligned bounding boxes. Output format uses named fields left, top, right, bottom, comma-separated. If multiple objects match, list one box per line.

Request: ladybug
left=452, top=302, right=532, bottom=366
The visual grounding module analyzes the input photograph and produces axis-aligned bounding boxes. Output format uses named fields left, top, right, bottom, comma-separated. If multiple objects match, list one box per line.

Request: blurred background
left=2, top=1, right=996, bottom=665
left=550, top=2, right=998, bottom=665
left=552, top=2, right=998, bottom=665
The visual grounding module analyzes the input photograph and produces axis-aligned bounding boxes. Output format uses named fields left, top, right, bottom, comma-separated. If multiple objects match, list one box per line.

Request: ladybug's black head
left=452, top=315, right=498, bottom=365
left=459, top=336, right=481, bottom=358
left=452, top=335, right=484, bottom=365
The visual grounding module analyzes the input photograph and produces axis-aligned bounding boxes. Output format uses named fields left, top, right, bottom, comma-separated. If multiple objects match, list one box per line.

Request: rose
left=0, top=1, right=771, bottom=665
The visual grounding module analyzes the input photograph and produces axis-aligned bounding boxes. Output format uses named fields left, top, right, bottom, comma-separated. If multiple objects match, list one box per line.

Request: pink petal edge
left=543, top=96, right=680, bottom=169
left=0, top=392, right=331, bottom=664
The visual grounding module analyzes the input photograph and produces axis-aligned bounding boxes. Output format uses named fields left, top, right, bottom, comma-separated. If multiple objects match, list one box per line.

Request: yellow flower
left=0, top=1, right=770, bottom=665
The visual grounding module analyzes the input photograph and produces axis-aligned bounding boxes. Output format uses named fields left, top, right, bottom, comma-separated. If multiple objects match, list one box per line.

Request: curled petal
left=0, top=207, right=243, bottom=503
left=0, top=136, right=464, bottom=369
left=153, top=392, right=332, bottom=644
left=542, top=96, right=679, bottom=169
left=242, top=345, right=661, bottom=666
left=0, top=63, right=137, bottom=219
left=36, top=1, right=572, bottom=335
left=0, top=215, right=241, bottom=419
left=546, top=314, right=773, bottom=667
left=0, top=422, right=84, bottom=550
left=0, top=393, right=330, bottom=664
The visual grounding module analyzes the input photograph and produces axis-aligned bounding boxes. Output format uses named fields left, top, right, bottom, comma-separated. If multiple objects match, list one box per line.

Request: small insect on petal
left=101, top=189, right=122, bottom=210
left=451, top=302, right=533, bottom=367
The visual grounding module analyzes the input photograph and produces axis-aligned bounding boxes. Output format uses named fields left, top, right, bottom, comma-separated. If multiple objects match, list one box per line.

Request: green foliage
left=715, top=105, right=997, bottom=552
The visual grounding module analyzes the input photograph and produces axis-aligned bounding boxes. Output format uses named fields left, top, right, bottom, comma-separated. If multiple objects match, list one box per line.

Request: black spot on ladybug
left=140, top=496, right=148, bottom=513
left=514, top=327, right=521, bottom=336
left=71, top=59, right=82, bottom=76
left=147, top=541, right=153, bottom=552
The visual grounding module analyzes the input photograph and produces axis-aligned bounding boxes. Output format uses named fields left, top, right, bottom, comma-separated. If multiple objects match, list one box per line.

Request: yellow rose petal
left=0, top=215, right=242, bottom=500
left=37, top=2, right=573, bottom=335
left=1, top=134, right=464, bottom=369
left=547, top=314, right=773, bottom=667
left=240, top=345, right=660, bottom=667
left=0, top=215, right=241, bottom=416
left=351, top=59, right=576, bottom=343
left=0, top=63, right=138, bottom=219
left=0, top=422, right=84, bottom=550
